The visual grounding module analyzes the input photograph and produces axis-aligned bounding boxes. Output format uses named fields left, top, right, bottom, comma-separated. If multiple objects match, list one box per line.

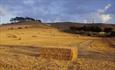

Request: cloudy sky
left=0, top=0, right=115, bottom=24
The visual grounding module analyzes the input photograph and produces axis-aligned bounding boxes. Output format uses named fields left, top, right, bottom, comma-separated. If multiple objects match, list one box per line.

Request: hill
left=0, top=21, right=115, bottom=70
left=0, top=21, right=51, bottom=30
left=47, top=22, right=115, bottom=30
left=47, top=22, right=115, bottom=37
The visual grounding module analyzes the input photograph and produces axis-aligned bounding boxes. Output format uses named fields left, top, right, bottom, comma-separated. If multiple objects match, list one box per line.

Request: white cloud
left=0, top=6, right=16, bottom=23
left=83, top=20, right=87, bottom=23
left=99, top=14, right=112, bottom=23
left=105, top=4, right=111, bottom=11
left=97, top=4, right=112, bottom=23
left=0, top=6, right=8, bottom=16
left=98, top=4, right=112, bottom=13
left=23, top=0, right=35, bottom=5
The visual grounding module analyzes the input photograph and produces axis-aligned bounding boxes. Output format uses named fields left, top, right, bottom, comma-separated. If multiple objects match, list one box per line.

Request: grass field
left=0, top=25, right=115, bottom=70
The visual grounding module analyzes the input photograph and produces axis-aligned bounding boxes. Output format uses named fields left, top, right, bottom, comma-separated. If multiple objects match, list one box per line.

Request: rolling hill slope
left=0, top=21, right=115, bottom=70
left=47, top=22, right=115, bottom=30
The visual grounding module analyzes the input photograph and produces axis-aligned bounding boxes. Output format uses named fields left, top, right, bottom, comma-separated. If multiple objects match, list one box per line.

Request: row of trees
left=70, top=26, right=113, bottom=32
left=10, top=17, right=41, bottom=23
left=68, top=25, right=115, bottom=37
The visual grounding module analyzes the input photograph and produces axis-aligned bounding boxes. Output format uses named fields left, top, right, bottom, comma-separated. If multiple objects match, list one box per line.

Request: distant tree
left=70, top=26, right=77, bottom=31
left=10, top=17, right=42, bottom=23
left=36, top=20, right=42, bottom=23
left=104, top=27, right=113, bottom=32
left=82, top=25, right=102, bottom=32
left=82, top=25, right=88, bottom=31
left=10, top=17, right=25, bottom=22
left=25, top=17, right=35, bottom=21
left=70, top=26, right=83, bottom=31
left=91, top=26, right=102, bottom=32
left=110, top=31, right=115, bottom=36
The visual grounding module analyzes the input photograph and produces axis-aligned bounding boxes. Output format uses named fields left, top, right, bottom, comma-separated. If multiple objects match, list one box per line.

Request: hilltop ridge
left=0, top=21, right=51, bottom=30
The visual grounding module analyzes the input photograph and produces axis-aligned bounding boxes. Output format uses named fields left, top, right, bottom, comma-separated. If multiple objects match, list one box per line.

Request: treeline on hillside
left=10, top=17, right=41, bottom=23
left=64, top=25, right=115, bottom=37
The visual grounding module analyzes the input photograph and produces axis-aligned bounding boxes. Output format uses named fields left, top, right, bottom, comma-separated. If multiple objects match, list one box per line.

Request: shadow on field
left=78, top=51, right=115, bottom=62
left=0, top=45, right=40, bottom=57
left=0, top=44, right=115, bottom=62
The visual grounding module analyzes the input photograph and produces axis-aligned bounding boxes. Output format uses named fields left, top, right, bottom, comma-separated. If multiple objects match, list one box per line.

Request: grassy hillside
left=0, top=27, right=84, bottom=46
left=0, top=21, right=51, bottom=30
left=0, top=21, right=115, bottom=70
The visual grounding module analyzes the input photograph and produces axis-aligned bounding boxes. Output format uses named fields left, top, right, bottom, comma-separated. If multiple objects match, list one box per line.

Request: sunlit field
left=0, top=25, right=115, bottom=70
left=0, top=0, right=115, bottom=69
left=0, top=28, right=85, bottom=46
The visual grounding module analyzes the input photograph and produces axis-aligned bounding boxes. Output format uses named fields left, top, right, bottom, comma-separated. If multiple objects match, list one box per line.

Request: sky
left=0, top=0, right=115, bottom=24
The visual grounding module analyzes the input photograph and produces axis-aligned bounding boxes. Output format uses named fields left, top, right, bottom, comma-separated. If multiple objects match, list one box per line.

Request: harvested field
left=0, top=27, right=115, bottom=70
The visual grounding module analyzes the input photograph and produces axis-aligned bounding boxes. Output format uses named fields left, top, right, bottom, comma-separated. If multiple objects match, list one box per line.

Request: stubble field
left=0, top=27, right=115, bottom=70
